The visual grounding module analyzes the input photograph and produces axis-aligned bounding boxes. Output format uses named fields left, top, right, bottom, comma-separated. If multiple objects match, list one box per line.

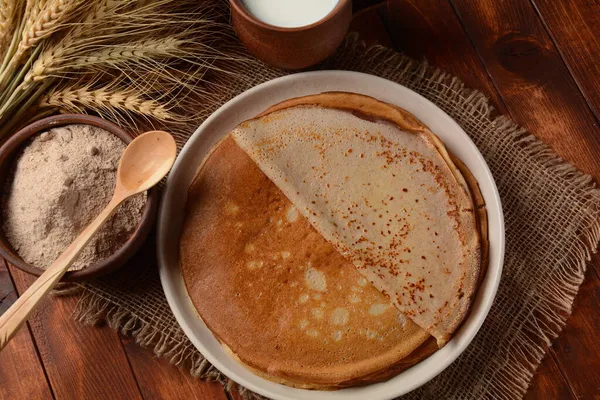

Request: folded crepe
left=180, top=92, right=485, bottom=388
left=180, top=136, right=436, bottom=387
left=232, top=92, right=481, bottom=346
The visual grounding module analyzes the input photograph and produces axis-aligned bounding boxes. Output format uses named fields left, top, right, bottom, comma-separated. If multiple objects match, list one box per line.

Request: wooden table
left=1, top=1, right=599, bottom=399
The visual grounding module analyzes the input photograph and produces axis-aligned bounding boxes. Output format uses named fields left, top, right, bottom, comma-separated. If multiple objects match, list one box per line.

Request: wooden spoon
left=0, top=130, right=177, bottom=350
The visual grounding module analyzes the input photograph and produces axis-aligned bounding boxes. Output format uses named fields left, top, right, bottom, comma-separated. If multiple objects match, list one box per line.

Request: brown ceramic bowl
left=0, top=114, right=158, bottom=282
left=230, top=0, right=352, bottom=70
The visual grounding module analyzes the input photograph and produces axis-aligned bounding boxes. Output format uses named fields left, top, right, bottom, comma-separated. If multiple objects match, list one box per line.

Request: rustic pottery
left=0, top=114, right=158, bottom=282
left=229, top=0, right=352, bottom=70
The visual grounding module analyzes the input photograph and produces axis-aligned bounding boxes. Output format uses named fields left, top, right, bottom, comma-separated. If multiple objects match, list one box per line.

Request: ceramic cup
left=230, top=0, right=352, bottom=70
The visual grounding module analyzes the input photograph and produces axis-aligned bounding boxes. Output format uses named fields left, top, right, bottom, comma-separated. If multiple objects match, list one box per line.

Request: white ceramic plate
left=158, top=71, right=504, bottom=400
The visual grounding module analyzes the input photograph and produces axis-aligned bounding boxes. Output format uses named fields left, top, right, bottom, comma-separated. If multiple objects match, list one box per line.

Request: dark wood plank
left=450, top=0, right=600, bottom=181
left=0, top=260, right=54, bottom=400
left=353, top=0, right=385, bottom=13
left=524, top=350, right=576, bottom=400
left=121, top=336, right=228, bottom=400
left=382, top=0, right=506, bottom=113
left=545, top=260, right=600, bottom=399
left=0, top=325, right=55, bottom=400
left=7, top=265, right=143, bottom=400
left=230, top=390, right=245, bottom=400
left=443, top=0, right=600, bottom=397
left=349, top=5, right=395, bottom=48
left=531, top=0, right=600, bottom=122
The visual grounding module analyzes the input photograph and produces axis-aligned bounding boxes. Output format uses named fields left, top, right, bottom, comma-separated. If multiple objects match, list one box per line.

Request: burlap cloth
left=70, top=34, right=600, bottom=399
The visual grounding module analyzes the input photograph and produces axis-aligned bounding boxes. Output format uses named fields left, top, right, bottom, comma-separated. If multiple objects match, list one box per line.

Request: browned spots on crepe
left=233, top=92, right=481, bottom=347
left=180, top=137, right=431, bottom=387
left=181, top=93, right=488, bottom=388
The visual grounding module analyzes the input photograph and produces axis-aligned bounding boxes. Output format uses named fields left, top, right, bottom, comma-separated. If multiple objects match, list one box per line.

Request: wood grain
left=546, top=261, right=600, bottom=399
left=524, top=348, right=576, bottom=400
left=450, top=0, right=600, bottom=181
left=382, top=0, right=505, bottom=112
left=349, top=5, right=395, bottom=48
left=8, top=265, right=143, bottom=400
left=229, top=389, right=245, bottom=400
left=121, top=336, right=228, bottom=400
left=353, top=0, right=384, bottom=12
left=0, top=260, right=53, bottom=400
left=445, top=0, right=600, bottom=397
left=531, top=0, right=600, bottom=122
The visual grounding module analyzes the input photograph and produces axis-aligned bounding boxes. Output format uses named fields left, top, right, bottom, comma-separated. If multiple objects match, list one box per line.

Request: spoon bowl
left=117, top=130, right=177, bottom=195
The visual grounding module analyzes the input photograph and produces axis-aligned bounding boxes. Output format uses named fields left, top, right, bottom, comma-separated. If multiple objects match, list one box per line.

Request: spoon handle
left=0, top=196, right=123, bottom=351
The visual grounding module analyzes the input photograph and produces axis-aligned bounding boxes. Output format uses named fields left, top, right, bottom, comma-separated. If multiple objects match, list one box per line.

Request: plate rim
left=158, top=70, right=505, bottom=400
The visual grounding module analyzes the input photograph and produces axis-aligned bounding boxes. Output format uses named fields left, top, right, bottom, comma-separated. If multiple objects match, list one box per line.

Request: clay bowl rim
left=229, top=0, right=350, bottom=32
left=0, top=114, right=158, bottom=282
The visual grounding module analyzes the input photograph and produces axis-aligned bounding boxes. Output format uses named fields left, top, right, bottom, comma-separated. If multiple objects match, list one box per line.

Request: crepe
left=232, top=92, right=481, bottom=346
left=181, top=92, right=487, bottom=387
left=180, top=137, right=434, bottom=387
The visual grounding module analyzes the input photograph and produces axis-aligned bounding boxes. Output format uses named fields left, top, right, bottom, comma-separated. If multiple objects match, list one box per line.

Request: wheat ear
left=40, top=86, right=174, bottom=121
left=30, top=37, right=185, bottom=80
left=19, top=0, right=82, bottom=56
left=0, top=1, right=13, bottom=56
left=3, top=0, right=50, bottom=52
left=23, top=0, right=46, bottom=29
left=0, top=0, right=22, bottom=58
left=0, top=0, right=80, bottom=88
left=76, top=38, right=184, bottom=67
left=22, top=0, right=175, bottom=83
left=0, top=0, right=14, bottom=38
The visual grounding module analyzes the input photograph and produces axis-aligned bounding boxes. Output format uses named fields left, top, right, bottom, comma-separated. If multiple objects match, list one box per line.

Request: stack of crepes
left=180, top=92, right=488, bottom=389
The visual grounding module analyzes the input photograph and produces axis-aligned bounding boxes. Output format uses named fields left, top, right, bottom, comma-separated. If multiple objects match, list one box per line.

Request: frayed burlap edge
left=70, top=35, right=600, bottom=400
left=71, top=288, right=264, bottom=399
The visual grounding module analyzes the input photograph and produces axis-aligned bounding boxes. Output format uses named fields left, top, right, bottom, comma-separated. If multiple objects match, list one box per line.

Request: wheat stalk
left=0, top=0, right=14, bottom=40
left=85, top=38, right=184, bottom=62
left=41, top=85, right=175, bottom=121
left=0, top=0, right=22, bottom=58
left=6, top=0, right=46, bottom=60
left=30, top=37, right=186, bottom=80
left=0, top=0, right=250, bottom=140
left=22, top=0, right=121, bottom=78
left=0, top=1, right=13, bottom=57
left=23, top=0, right=198, bottom=82
left=24, top=24, right=230, bottom=85
left=23, top=0, right=46, bottom=30
left=0, top=0, right=85, bottom=90
left=19, top=0, right=83, bottom=56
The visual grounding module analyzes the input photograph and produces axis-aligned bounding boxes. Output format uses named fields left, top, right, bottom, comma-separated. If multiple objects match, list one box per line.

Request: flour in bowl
left=1, top=124, right=146, bottom=270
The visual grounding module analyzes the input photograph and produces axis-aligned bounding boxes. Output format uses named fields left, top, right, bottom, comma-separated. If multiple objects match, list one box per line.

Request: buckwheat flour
left=1, top=124, right=146, bottom=271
